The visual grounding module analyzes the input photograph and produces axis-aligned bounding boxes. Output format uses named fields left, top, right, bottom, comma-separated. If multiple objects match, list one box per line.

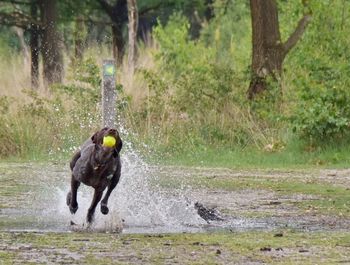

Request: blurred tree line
left=0, top=0, right=213, bottom=88
left=0, top=0, right=312, bottom=97
left=1, top=0, right=350, bottom=155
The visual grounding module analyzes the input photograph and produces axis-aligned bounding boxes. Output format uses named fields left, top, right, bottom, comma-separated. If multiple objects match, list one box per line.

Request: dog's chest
left=93, top=163, right=116, bottom=179
left=74, top=160, right=117, bottom=188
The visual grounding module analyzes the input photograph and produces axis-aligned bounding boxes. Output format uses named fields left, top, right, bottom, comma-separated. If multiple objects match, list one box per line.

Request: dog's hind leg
left=67, top=176, right=80, bottom=214
left=87, top=188, right=104, bottom=223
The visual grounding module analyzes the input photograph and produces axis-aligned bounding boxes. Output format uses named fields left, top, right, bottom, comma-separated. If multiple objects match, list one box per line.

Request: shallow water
left=0, top=147, right=284, bottom=234
left=1, top=148, right=348, bottom=234
left=0, top=143, right=210, bottom=234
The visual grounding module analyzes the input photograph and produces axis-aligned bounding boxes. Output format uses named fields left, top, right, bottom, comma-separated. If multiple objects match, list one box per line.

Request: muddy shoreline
left=1, top=162, right=350, bottom=233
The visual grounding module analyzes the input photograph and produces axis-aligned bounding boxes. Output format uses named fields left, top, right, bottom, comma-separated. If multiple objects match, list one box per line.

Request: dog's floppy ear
left=91, top=132, right=99, bottom=144
left=113, top=137, right=123, bottom=157
left=91, top=127, right=108, bottom=144
left=116, top=138, right=123, bottom=153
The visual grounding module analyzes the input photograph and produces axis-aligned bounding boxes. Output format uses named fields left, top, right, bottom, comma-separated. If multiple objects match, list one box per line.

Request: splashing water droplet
left=40, top=136, right=205, bottom=233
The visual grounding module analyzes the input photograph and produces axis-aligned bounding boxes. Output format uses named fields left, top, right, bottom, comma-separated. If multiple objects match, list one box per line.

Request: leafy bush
left=282, top=1, right=350, bottom=145
left=133, top=13, right=277, bottom=152
left=292, top=85, right=350, bottom=143
left=0, top=58, right=103, bottom=159
left=0, top=90, right=59, bottom=158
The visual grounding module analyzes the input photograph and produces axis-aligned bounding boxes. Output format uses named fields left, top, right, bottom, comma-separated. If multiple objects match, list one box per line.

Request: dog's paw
left=69, top=203, right=78, bottom=214
left=101, top=204, right=109, bottom=215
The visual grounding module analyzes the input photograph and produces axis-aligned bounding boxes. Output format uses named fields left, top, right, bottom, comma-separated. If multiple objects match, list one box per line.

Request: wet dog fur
left=66, top=127, right=122, bottom=223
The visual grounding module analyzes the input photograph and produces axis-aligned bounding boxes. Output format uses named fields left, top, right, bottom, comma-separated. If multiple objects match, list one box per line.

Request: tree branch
left=96, top=0, right=114, bottom=18
left=0, top=0, right=32, bottom=5
left=138, top=2, right=162, bottom=16
left=0, top=11, right=41, bottom=28
left=85, top=18, right=112, bottom=25
left=282, top=14, right=311, bottom=57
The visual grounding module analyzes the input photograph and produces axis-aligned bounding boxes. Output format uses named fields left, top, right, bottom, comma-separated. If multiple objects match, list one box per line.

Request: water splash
left=1, top=159, right=311, bottom=234
left=40, top=142, right=205, bottom=233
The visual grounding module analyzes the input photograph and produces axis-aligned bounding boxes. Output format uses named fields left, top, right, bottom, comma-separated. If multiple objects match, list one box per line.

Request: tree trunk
left=40, top=0, right=63, bottom=88
left=13, top=27, right=30, bottom=66
left=248, top=0, right=283, bottom=99
left=74, top=17, right=85, bottom=63
left=127, top=0, right=138, bottom=75
left=97, top=0, right=128, bottom=66
left=112, top=24, right=124, bottom=66
left=30, top=1, right=40, bottom=89
left=248, top=0, right=311, bottom=99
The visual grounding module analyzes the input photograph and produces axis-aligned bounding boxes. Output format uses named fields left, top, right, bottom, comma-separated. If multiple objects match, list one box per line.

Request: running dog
left=66, top=127, right=122, bottom=223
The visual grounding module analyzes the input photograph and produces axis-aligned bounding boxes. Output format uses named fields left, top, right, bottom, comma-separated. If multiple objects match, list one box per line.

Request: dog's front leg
left=87, top=188, right=104, bottom=223
left=67, top=175, right=80, bottom=214
left=100, top=168, right=121, bottom=215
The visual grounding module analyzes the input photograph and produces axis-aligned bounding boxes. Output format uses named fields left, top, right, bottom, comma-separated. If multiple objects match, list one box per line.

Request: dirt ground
left=1, top=163, right=350, bottom=264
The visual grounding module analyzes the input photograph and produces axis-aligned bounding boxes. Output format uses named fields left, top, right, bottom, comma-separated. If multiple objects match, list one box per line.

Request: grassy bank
left=2, top=138, right=350, bottom=170
left=153, top=142, right=350, bottom=169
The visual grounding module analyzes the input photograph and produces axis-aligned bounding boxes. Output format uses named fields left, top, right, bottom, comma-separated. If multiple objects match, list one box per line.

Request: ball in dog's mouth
left=103, top=135, right=116, bottom=148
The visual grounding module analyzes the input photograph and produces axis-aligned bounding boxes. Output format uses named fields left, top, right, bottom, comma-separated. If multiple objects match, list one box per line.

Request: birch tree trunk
left=30, top=1, right=40, bottom=89
left=127, top=0, right=138, bottom=75
left=13, top=27, right=30, bottom=67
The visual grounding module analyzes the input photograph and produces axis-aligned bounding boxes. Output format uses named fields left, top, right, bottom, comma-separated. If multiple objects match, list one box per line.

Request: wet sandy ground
left=1, top=162, right=350, bottom=264
left=1, top=163, right=350, bottom=232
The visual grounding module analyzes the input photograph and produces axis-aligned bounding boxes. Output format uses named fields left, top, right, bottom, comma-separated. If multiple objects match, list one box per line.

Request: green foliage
left=153, top=14, right=209, bottom=75
left=292, top=85, right=350, bottom=142
left=135, top=13, right=273, bottom=153
left=0, top=27, right=20, bottom=60
left=201, top=0, right=251, bottom=66
left=0, top=90, right=58, bottom=159
left=284, top=0, right=350, bottom=144
left=0, top=96, right=11, bottom=115
left=0, top=58, right=103, bottom=159
left=134, top=0, right=350, bottom=154
left=249, top=79, right=283, bottom=124
left=2, top=0, right=350, bottom=162
left=56, top=57, right=101, bottom=105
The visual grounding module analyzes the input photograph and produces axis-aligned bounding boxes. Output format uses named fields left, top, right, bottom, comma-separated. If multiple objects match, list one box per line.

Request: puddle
left=0, top=148, right=271, bottom=234
left=0, top=146, right=207, bottom=234
left=1, top=147, right=350, bottom=234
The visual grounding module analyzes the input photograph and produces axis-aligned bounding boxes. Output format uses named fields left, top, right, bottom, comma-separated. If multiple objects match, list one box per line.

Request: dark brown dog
left=66, top=127, right=122, bottom=223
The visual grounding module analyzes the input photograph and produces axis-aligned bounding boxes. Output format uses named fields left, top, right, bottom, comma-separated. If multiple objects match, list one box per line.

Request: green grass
left=4, top=140, right=350, bottom=171
left=4, top=139, right=350, bottom=170
left=156, top=139, right=350, bottom=169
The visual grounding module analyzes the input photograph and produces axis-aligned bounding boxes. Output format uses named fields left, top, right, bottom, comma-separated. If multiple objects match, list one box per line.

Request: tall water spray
left=45, top=126, right=206, bottom=233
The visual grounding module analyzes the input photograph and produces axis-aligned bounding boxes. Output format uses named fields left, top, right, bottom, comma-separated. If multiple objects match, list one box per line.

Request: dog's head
left=91, top=127, right=123, bottom=156
left=92, top=143, right=115, bottom=167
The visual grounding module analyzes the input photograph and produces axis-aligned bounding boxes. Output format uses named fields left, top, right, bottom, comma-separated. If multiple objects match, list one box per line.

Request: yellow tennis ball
left=103, top=136, right=116, bottom=148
